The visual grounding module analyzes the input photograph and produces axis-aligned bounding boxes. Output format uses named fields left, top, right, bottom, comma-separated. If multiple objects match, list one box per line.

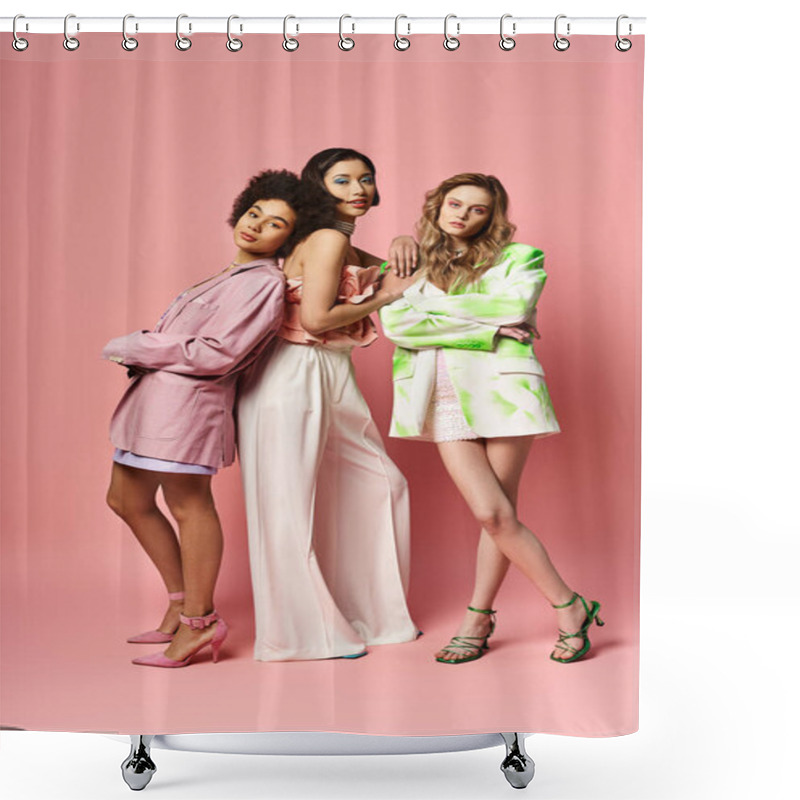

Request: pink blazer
left=103, top=259, right=285, bottom=468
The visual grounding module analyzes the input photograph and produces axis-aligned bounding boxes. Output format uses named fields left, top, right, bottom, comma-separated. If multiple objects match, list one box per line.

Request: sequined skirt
left=420, top=350, right=480, bottom=443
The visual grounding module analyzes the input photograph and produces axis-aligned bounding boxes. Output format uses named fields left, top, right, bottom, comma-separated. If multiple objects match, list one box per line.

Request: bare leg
left=159, top=474, right=223, bottom=661
left=434, top=437, right=530, bottom=661
left=106, top=463, right=184, bottom=633
left=435, top=438, right=588, bottom=656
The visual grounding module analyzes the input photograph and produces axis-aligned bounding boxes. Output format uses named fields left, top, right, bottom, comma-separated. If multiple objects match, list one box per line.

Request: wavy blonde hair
left=417, top=173, right=516, bottom=291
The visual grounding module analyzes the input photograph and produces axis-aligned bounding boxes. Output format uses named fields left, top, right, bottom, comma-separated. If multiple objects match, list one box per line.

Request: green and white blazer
left=379, top=243, right=560, bottom=440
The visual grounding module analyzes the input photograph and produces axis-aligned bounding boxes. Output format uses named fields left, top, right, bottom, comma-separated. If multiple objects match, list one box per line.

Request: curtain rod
left=1, top=16, right=646, bottom=36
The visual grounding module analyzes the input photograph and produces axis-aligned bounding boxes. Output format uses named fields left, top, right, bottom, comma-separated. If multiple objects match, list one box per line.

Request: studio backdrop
left=1, top=27, right=643, bottom=737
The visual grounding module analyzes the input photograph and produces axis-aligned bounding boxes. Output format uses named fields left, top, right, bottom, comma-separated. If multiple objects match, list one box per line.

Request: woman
left=379, top=173, right=604, bottom=664
left=104, top=170, right=333, bottom=668
left=237, top=148, right=418, bottom=661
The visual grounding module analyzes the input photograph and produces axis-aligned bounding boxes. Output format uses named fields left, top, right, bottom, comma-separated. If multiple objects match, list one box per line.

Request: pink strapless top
left=278, top=264, right=381, bottom=350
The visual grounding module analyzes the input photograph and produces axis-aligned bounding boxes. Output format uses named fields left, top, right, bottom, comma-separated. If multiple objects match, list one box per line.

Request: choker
left=334, top=219, right=356, bottom=237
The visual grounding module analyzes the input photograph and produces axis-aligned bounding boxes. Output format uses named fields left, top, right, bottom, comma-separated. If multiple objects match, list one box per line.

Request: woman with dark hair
left=380, top=173, right=604, bottom=665
left=104, top=169, right=334, bottom=668
left=237, top=148, right=418, bottom=661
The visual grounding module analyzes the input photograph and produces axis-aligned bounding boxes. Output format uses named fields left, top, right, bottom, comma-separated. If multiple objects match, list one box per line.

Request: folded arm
left=379, top=294, right=499, bottom=351
left=379, top=246, right=546, bottom=351
left=405, top=247, right=546, bottom=326
left=102, top=272, right=284, bottom=377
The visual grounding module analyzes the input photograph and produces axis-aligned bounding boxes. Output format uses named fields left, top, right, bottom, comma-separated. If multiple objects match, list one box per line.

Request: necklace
left=334, top=219, right=356, bottom=237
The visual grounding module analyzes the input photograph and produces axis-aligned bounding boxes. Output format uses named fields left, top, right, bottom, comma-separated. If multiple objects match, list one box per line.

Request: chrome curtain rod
left=1, top=16, right=645, bottom=36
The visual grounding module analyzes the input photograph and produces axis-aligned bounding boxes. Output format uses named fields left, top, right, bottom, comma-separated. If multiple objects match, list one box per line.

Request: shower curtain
left=0, top=30, right=643, bottom=737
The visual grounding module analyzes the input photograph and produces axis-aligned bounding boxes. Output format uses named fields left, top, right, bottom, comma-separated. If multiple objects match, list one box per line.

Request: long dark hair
left=301, top=148, right=381, bottom=207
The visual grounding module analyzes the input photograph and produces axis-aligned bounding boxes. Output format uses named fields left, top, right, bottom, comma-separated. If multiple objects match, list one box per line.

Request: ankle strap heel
left=180, top=610, right=219, bottom=630
left=133, top=612, right=228, bottom=669
left=126, top=591, right=185, bottom=645
left=551, top=592, right=580, bottom=610
left=466, top=605, right=497, bottom=637
left=435, top=606, right=498, bottom=665
left=550, top=592, right=604, bottom=664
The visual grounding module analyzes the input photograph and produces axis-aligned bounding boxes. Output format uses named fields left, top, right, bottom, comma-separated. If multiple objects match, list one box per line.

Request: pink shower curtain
left=0, top=32, right=642, bottom=736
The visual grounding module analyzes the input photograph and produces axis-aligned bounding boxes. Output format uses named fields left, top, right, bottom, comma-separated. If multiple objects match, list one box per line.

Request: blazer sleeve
left=404, top=245, right=546, bottom=327
left=379, top=295, right=499, bottom=351
left=102, top=271, right=285, bottom=377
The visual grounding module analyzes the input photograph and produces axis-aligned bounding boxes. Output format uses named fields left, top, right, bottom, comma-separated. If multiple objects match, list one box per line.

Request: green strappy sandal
left=435, top=606, right=497, bottom=665
left=550, top=592, right=605, bottom=664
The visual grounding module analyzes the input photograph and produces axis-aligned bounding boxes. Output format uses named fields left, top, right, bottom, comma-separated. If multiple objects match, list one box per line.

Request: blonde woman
left=380, top=173, right=603, bottom=664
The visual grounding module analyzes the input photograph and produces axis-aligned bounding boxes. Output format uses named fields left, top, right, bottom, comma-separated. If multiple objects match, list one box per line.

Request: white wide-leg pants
left=237, top=339, right=418, bottom=661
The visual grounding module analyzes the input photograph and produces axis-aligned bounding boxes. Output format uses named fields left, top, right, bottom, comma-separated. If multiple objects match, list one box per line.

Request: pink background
left=0, top=34, right=642, bottom=736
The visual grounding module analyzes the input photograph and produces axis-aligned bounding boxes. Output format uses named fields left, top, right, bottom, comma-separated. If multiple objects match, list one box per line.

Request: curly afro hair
left=228, top=169, right=337, bottom=258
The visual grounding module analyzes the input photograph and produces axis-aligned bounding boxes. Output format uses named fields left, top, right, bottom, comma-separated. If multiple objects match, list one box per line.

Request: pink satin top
left=278, top=264, right=381, bottom=350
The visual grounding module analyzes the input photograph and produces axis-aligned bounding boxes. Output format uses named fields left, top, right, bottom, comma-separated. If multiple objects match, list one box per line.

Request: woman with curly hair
left=104, top=169, right=335, bottom=668
left=237, top=148, right=419, bottom=661
left=380, top=173, right=604, bottom=665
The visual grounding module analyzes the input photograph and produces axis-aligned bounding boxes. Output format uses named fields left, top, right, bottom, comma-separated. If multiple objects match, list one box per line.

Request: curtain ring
left=63, top=13, right=80, bottom=51
left=339, top=15, right=355, bottom=51
left=499, top=14, right=516, bottom=51
left=227, top=15, right=243, bottom=51
left=175, top=14, right=192, bottom=51
left=121, top=14, right=138, bottom=51
left=283, top=15, right=299, bottom=51
left=615, top=15, right=632, bottom=52
left=443, top=14, right=460, bottom=51
left=394, top=15, right=410, bottom=51
left=553, top=14, right=570, bottom=51
left=12, top=14, right=29, bottom=52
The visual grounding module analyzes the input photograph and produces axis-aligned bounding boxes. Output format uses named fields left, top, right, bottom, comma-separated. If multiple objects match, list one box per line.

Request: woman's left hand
left=498, top=324, right=533, bottom=343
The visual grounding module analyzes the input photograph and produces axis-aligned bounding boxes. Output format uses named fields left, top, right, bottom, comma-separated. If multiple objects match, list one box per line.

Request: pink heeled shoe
left=127, top=591, right=185, bottom=644
left=132, top=610, right=228, bottom=668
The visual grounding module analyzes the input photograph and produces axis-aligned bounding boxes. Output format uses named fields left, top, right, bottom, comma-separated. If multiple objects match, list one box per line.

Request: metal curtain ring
left=499, top=14, right=516, bottom=51
left=227, top=15, right=243, bottom=51
left=394, top=15, right=410, bottom=51
left=12, top=14, right=29, bottom=51
left=63, top=13, right=80, bottom=51
left=175, top=14, right=192, bottom=51
left=615, top=14, right=632, bottom=51
left=443, top=14, right=460, bottom=51
left=283, top=15, right=299, bottom=51
left=122, top=14, right=138, bottom=51
left=553, top=14, right=570, bottom=51
left=339, top=15, right=355, bottom=51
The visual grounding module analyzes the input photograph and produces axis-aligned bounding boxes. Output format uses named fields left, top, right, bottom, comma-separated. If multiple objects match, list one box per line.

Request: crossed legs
left=434, top=437, right=586, bottom=661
